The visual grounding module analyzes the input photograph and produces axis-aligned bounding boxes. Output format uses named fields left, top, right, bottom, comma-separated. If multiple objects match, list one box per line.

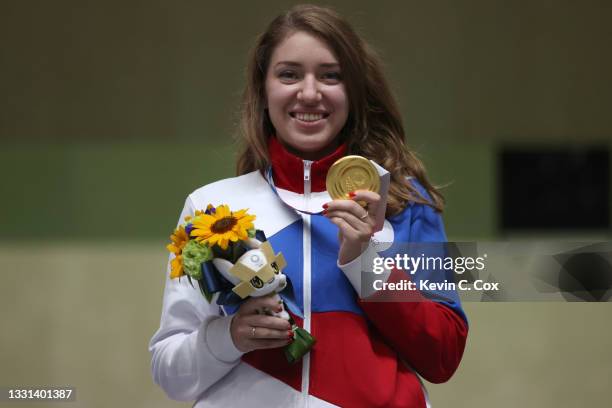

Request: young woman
left=150, top=5, right=468, bottom=407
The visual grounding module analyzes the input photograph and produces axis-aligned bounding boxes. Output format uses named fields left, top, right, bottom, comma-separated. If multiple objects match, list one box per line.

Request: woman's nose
left=297, top=76, right=322, bottom=104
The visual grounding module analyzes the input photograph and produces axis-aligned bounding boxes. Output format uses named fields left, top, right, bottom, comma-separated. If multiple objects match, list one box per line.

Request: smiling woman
left=149, top=4, right=468, bottom=408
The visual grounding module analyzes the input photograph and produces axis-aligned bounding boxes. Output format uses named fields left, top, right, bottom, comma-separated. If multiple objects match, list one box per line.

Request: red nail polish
left=349, top=191, right=356, bottom=198
left=322, top=203, right=329, bottom=209
left=322, top=209, right=328, bottom=215
left=287, top=330, right=294, bottom=339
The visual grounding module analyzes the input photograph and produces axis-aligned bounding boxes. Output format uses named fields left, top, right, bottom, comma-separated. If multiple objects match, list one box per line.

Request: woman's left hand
left=323, top=190, right=381, bottom=265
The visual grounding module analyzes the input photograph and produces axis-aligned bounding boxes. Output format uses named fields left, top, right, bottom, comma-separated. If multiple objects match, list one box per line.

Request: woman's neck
left=278, top=139, right=341, bottom=161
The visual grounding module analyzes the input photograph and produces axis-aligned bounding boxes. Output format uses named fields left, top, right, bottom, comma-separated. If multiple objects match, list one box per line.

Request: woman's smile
left=289, top=111, right=331, bottom=132
left=290, top=111, right=329, bottom=122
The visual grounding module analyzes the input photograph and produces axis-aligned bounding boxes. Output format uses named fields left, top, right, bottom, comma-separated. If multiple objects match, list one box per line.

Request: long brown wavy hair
left=236, top=4, right=444, bottom=215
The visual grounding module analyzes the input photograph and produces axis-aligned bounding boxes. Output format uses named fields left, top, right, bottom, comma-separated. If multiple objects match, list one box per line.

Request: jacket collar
left=268, top=136, right=347, bottom=193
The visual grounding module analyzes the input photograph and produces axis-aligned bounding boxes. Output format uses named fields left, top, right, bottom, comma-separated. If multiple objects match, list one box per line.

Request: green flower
left=182, top=240, right=213, bottom=279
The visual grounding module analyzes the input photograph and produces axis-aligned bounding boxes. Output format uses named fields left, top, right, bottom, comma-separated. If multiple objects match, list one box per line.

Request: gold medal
left=326, top=155, right=380, bottom=200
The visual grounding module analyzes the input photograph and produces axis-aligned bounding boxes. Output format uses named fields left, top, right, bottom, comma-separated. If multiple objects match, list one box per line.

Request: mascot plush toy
left=210, top=237, right=290, bottom=320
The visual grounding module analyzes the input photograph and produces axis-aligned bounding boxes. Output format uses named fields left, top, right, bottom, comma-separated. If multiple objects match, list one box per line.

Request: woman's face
left=265, top=31, right=349, bottom=160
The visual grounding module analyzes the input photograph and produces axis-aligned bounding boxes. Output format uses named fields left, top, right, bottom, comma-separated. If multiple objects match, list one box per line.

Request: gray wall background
left=1, top=1, right=611, bottom=407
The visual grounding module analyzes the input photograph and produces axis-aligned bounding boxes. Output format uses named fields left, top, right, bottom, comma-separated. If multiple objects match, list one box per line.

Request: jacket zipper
left=301, top=160, right=312, bottom=407
left=303, top=160, right=312, bottom=206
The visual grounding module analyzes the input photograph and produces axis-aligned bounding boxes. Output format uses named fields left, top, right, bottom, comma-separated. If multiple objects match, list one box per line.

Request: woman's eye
left=322, top=72, right=342, bottom=82
left=279, top=71, right=298, bottom=81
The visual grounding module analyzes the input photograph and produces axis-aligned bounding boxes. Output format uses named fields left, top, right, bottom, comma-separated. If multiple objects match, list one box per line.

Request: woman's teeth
left=294, top=112, right=325, bottom=122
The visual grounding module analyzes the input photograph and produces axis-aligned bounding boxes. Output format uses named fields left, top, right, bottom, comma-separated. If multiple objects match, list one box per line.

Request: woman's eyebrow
left=274, top=61, right=301, bottom=68
left=274, top=61, right=340, bottom=68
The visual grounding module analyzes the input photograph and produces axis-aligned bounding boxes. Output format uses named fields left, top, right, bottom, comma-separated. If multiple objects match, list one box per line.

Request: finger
left=324, top=202, right=369, bottom=227
left=242, top=314, right=292, bottom=331
left=325, top=195, right=378, bottom=220
left=328, top=216, right=362, bottom=242
left=349, top=190, right=381, bottom=209
left=238, top=294, right=284, bottom=316
left=329, top=216, right=371, bottom=243
left=250, top=338, right=292, bottom=350
left=325, top=209, right=372, bottom=232
left=249, top=326, right=293, bottom=340
left=325, top=198, right=364, bottom=213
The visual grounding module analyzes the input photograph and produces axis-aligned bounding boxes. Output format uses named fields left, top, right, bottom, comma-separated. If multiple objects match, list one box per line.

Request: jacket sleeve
left=339, top=200, right=468, bottom=384
left=149, top=196, right=244, bottom=401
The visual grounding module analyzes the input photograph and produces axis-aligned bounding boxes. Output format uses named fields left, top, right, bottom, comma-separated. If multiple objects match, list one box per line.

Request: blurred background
left=1, top=0, right=611, bottom=407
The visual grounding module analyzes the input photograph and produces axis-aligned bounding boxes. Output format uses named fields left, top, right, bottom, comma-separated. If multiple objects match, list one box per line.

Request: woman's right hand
left=230, top=294, right=293, bottom=353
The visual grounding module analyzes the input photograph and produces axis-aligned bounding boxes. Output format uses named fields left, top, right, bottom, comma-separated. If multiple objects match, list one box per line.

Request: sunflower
left=190, top=204, right=256, bottom=250
left=166, top=225, right=189, bottom=279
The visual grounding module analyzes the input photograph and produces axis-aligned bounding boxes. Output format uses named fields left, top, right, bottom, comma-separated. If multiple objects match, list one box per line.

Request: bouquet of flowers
left=166, top=204, right=315, bottom=363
